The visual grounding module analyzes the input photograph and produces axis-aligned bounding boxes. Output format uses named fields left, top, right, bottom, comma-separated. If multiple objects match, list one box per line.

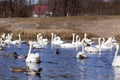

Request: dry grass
left=12, top=28, right=98, bottom=41
left=0, top=16, right=120, bottom=41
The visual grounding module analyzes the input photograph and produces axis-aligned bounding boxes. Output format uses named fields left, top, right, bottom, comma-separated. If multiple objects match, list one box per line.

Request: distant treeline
left=0, top=0, right=120, bottom=17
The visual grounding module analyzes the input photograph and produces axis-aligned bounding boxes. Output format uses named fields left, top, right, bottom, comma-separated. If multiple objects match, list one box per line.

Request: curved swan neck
left=76, top=35, right=79, bottom=42
left=114, top=43, right=119, bottom=59
left=37, top=33, right=41, bottom=41
left=102, top=37, right=105, bottom=44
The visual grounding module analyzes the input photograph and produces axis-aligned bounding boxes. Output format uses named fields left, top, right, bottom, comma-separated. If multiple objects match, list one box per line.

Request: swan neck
left=114, top=44, right=119, bottom=59
left=84, top=33, right=87, bottom=39
left=51, top=33, right=54, bottom=42
left=82, top=40, right=85, bottom=52
left=72, top=34, right=75, bottom=44
left=98, top=38, right=101, bottom=51
left=19, top=34, right=21, bottom=41
left=28, top=42, right=32, bottom=56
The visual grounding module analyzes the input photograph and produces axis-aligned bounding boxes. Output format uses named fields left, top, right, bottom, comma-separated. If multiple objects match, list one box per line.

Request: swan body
left=60, top=43, right=76, bottom=48
left=60, top=33, right=77, bottom=48
left=83, top=33, right=94, bottom=45
left=30, top=33, right=43, bottom=49
left=26, top=41, right=40, bottom=63
left=96, top=37, right=114, bottom=50
left=51, top=33, right=64, bottom=45
left=112, top=43, right=120, bottom=67
left=85, top=46, right=99, bottom=53
left=1, top=33, right=5, bottom=40
left=76, top=40, right=88, bottom=59
left=85, top=38, right=101, bottom=53
left=11, top=34, right=21, bottom=45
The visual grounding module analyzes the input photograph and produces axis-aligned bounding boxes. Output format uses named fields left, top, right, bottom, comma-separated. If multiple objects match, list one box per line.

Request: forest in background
left=0, top=0, right=120, bottom=17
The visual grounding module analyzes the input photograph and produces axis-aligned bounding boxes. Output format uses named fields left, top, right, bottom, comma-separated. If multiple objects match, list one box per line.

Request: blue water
left=0, top=43, right=119, bottom=80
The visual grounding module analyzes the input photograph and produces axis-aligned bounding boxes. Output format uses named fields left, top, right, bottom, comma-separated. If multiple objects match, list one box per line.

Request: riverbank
left=0, top=16, right=120, bottom=41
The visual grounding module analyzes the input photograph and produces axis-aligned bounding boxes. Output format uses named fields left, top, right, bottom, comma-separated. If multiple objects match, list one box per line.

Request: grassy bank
left=0, top=16, right=120, bottom=41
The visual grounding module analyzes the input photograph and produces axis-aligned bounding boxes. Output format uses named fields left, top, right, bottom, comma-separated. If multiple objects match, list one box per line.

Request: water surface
left=0, top=43, right=119, bottom=80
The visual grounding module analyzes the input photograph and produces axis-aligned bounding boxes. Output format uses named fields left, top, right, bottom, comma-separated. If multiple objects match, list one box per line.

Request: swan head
left=51, top=33, right=54, bottom=35
left=19, top=34, right=21, bottom=37
left=72, top=33, right=75, bottom=36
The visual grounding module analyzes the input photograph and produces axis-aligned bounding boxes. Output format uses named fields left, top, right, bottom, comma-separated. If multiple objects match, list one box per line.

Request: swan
left=76, top=40, right=88, bottom=59
left=26, top=41, right=41, bottom=63
left=96, top=37, right=114, bottom=50
left=76, top=35, right=82, bottom=46
left=31, top=33, right=43, bottom=49
left=83, top=33, right=93, bottom=45
left=112, top=43, right=120, bottom=67
left=60, top=33, right=77, bottom=48
left=1, top=33, right=5, bottom=40
left=0, top=38, right=5, bottom=49
left=85, top=38, right=101, bottom=53
left=26, top=62, right=39, bottom=71
left=51, top=33, right=64, bottom=45
left=11, top=34, right=21, bottom=45
left=38, top=35, right=49, bottom=48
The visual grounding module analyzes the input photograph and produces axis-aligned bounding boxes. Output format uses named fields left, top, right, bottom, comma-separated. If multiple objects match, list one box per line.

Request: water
left=0, top=43, right=120, bottom=80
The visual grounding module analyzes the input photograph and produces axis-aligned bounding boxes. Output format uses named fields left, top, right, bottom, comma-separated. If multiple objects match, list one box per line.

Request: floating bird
left=112, top=43, right=120, bottom=67
left=55, top=49, right=60, bottom=54
left=24, top=67, right=43, bottom=75
left=26, top=41, right=41, bottom=63
left=12, top=52, right=26, bottom=59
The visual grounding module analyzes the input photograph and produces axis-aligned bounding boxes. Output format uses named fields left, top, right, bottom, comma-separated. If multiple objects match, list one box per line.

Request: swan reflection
left=113, top=67, right=120, bottom=80
left=26, top=62, right=39, bottom=71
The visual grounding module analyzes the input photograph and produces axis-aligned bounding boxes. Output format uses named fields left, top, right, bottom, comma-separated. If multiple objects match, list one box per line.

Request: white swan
left=37, top=34, right=49, bottom=47
left=4, top=33, right=12, bottom=45
left=11, top=34, right=21, bottom=45
left=112, top=43, right=120, bottom=67
left=85, top=38, right=101, bottom=53
left=26, top=62, right=39, bottom=71
left=73, top=35, right=82, bottom=47
left=60, top=33, right=77, bottom=48
left=96, top=37, right=114, bottom=50
left=83, top=33, right=93, bottom=45
left=31, top=33, right=42, bottom=49
left=1, top=33, right=5, bottom=40
left=51, top=33, right=64, bottom=45
left=76, top=40, right=87, bottom=59
left=26, top=41, right=40, bottom=63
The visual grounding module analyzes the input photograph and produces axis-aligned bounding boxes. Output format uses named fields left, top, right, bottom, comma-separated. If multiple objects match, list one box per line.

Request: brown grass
left=0, top=16, right=120, bottom=41
left=12, top=28, right=98, bottom=41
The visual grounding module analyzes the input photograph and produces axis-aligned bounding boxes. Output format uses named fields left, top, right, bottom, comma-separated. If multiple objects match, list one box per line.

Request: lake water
left=0, top=43, right=120, bottom=80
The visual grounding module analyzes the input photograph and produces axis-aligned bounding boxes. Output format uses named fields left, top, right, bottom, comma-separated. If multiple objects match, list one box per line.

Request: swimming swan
left=112, top=43, right=120, bottom=67
left=26, top=41, right=40, bottom=63
left=76, top=40, right=87, bottom=59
